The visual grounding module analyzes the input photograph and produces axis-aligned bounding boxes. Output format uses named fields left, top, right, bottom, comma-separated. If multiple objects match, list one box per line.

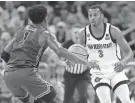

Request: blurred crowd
left=0, top=1, right=135, bottom=103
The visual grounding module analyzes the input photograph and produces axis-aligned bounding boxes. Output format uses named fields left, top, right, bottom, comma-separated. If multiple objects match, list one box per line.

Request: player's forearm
left=121, top=50, right=133, bottom=65
left=4, top=38, right=16, bottom=53
left=59, top=47, right=87, bottom=65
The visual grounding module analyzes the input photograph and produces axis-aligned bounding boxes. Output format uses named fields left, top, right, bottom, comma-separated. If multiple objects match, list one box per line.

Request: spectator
left=0, top=32, right=12, bottom=69
left=0, top=32, right=12, bottom=54
left=8, top=6, right=27, bottom=32
left=3, top=1, right=18, bottom=34
left=48, top=16, right=61, bottom=34
left=63, top=23, right=81, bottom=49
left=66, top=5, right=79, bottom=26
left=0, top=7, right=5, bottom=34
left=60, top=6, right=69, bottom=22
left=56, top=21, right=67, bottom=44
left=118, top=3, right=135, bottom=30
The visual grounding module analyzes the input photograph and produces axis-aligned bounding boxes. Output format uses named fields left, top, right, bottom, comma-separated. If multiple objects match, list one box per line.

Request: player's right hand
left=88, top=61, right=100, bottom=70
left=66, top=60, right=74, bottom=68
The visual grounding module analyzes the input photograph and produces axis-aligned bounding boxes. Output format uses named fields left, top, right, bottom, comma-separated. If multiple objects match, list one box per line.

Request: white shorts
left=91, top=70, right=130, bottom=92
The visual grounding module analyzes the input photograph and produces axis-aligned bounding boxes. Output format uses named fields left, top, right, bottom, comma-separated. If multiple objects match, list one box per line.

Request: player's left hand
left=114, top=62, right=124, bottom=72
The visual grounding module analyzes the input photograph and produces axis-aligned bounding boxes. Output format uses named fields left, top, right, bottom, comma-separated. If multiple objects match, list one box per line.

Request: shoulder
left=38, top=30, right=51, bottom=46
left=110, top=24, right=121, bottom=34
left=14, top=28, right=24, bottom=41
left=110, top=24, right=123, bottom=40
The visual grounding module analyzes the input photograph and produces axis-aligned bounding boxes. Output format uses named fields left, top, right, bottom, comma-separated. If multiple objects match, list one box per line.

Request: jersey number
left=19, top=31, right=30, bottom=44
left=98, top=50, right=104, bottom=58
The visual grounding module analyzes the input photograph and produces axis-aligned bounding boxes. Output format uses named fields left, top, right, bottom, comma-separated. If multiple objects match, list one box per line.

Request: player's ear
left=101, top=13, right=104, bottom=20
left=44, top=19, right=46, bottom=23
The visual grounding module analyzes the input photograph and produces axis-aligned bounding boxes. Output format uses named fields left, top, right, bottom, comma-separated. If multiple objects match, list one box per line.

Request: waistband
left=5, top=66, right=38, bottom=72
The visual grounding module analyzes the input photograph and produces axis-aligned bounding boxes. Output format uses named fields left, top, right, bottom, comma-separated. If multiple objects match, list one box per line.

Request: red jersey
left=7, top=25, right=48, bottom=68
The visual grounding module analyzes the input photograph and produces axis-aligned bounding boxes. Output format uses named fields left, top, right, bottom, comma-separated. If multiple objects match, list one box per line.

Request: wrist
left=121, top=61, right=126, bottom=66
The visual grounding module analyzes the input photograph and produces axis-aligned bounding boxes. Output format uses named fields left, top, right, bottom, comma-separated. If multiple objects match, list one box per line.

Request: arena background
left=0, top=1, right=135, bottom=103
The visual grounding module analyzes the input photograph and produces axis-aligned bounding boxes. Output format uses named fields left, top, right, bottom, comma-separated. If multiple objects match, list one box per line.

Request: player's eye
left=94, top=14, right=98, bottom=17
left=89, top=14, right=92, bottom=17
left=74, top=32, right=78, bottom=34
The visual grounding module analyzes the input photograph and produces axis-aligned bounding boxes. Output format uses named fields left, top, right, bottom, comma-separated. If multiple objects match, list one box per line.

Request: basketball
left=68, top=44, right=88, bottom=61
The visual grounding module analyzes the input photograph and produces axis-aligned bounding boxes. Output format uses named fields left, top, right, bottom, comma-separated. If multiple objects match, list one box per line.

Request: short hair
left=89, top=4, right=104, bottom=13
left=28, top=4, right=47, bottom=24
left=72, top=23, right=82, bottom=29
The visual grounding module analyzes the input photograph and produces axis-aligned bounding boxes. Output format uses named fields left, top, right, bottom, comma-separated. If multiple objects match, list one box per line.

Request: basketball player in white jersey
left=78, top=4, right=133, bottom=103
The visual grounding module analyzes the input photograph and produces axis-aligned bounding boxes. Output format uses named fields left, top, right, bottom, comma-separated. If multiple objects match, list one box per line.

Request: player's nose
left=91, top=16, right=95, bottom=20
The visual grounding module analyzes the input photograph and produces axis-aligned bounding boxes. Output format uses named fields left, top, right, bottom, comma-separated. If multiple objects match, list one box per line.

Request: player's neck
left=33, top=23, right=47, bottom=30
left=91, top=22, right=104, bottom=32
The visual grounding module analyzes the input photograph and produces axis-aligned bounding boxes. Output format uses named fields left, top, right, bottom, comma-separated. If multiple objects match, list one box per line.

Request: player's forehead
left=88, top=8, right=101, bottom=14
left=72, top=27, right=80, bottom=31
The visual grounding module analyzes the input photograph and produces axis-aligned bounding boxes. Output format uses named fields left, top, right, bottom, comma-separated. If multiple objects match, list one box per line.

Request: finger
left=114, top=67, right=119, bottom=71
left=114, top=63, right=120, bottom=67
left=114, top=67, right=123, bottom=72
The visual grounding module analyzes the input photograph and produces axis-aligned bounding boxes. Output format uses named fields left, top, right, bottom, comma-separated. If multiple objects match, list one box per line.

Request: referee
left=62, top=24, right=90, bottom=103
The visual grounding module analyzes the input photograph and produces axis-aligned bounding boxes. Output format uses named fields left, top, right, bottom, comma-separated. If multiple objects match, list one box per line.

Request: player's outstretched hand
left=114, top=62, right=124, bottom=72
left=66, top=60, right=74, bottom=68
left=87, top=61, right=100, bottom=70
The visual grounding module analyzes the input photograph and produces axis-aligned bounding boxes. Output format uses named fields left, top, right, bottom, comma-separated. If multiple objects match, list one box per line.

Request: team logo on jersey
left=95, top=77, right=102, bottom=83
left=87, top=33, right=90, bottom=37
left=87, top=43, right=112, bottom=49
left=87, top=34, right=90, bottom=40
left=105, top=34, right=110, bottom=40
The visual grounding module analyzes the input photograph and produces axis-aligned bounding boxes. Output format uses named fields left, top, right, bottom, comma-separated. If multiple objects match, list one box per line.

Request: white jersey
left=85, top=23, right=121, bottom=74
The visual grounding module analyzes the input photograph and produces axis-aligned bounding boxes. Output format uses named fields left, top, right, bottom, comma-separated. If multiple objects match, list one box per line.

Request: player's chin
left=91, top=23, right=96, bottom=26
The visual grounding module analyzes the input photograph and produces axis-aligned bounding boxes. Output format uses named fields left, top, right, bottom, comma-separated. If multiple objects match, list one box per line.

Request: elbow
left=1, top=50, right=10, bottom=63
left=128, top=49, right=134, bottom=60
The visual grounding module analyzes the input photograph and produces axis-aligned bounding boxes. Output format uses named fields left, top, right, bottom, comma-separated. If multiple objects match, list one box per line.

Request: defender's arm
left=44, top=31, right=88, bottom=65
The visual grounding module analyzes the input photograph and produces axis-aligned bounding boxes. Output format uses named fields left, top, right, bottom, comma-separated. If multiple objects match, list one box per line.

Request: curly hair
left=28, top=4, right=47, bottom=24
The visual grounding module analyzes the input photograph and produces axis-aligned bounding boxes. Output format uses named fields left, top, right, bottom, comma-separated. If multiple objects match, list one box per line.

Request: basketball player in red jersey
left=78, top=4, right=133, bottom=103
left=0, top=5, right=93, bottom=103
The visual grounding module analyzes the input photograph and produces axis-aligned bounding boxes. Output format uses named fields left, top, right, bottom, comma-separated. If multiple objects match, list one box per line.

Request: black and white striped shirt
left=65, top=63, right=87, bottom=74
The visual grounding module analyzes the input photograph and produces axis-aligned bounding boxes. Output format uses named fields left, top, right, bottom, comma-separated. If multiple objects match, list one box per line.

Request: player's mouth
left=91, top=21, right=96, bottom=25
left=92, top=20, right=96, bottom=23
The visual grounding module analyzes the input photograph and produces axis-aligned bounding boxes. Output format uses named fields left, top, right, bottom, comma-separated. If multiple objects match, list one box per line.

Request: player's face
left=88, top=8, right=103, bottom=27
left=71, top=27, right=80, bottom=43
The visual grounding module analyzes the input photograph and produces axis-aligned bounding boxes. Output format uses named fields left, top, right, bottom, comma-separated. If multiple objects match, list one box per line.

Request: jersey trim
left=84, top=27, right=87, bottom=45
left=115, top=43, right=121, bottom=60
left=35, top=43, right=48, bottom=68
left=94, top=83, right=112, bottom=91
left=109, top=24, right=116, bottom=43
left=112, top=80, right=130, bottom=92
left=89, top=23, right=106, bottom=41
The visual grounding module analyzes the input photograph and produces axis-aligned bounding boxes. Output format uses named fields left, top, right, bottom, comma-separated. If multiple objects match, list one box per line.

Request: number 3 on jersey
left=19, top=31, right=30, bottom=44
left=98, top=50, right=104, bottom=58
